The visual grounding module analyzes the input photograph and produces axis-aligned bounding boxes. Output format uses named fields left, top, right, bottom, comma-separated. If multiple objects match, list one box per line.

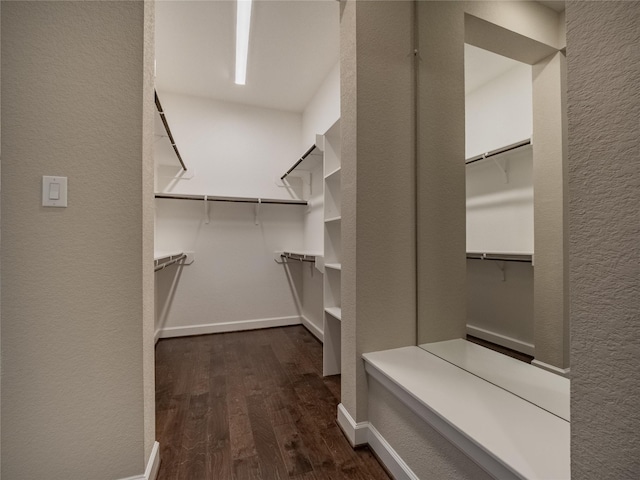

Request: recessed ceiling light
left=235, top=0, right=252, bottom=85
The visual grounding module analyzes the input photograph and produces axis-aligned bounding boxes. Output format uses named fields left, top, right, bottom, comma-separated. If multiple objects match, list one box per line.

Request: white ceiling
left=155, top=1, right=552, bottom=112
left=155, top=0, right=340, bottom=113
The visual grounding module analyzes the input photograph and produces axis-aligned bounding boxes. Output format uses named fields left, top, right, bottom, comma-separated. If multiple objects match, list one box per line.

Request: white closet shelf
left=325, top=215, right=342, bottom=223
left=154, top=251, right=183, bottom=262
left=155, top=193, right=307, bottom=206
left=154, top=251, right=192, bottom=272
left=466, top=252, right=533, bottom=263
left=465, top=138, right=532, bottom=165
left=363, top=346, right=569, bottom=480
left=324, top=263, right=341, bottom=271
left=325, top=307, right=342, bottom=321
left=324, top=166, right=341, bottom=180
left=281, top=144, right=323, bottom=180
left=278, top=251, right=322, bottom=264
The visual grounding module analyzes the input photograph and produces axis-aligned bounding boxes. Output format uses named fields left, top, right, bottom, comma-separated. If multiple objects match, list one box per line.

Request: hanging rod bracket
left=255, top=198, right=261, bottom=225
left=492, top=157, right=509, bottom=183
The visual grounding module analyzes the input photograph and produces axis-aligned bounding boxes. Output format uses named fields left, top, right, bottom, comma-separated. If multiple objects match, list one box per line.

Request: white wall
left=302, top=62, right=340, bottom=149
left=465, top=62, right=532, bottom=159
left=156, top=93, right=304, bottom=199
left=155, top=93, right=307, bottom=337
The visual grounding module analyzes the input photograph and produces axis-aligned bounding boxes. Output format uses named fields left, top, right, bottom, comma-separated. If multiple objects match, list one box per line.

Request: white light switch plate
left=42, top=176, right=68, bottom=207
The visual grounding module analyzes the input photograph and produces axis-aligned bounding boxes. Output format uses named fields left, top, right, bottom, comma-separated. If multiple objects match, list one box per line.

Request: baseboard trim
left=154, top=329, right=161, bottom=345
left=532, top=359, right=571, bottom=378
left=119, top=441, right=160, bottom=480
left=336, top=404, right=419, bottom=480
left=466, top=324, right=535, bottom=356
left=301, top=315, right=324, bottom=342
left=157, top=316, right=302, bottom=339
left=336, top=403, right=368, bottom=447
left=367, top=424, right=420, bottom=480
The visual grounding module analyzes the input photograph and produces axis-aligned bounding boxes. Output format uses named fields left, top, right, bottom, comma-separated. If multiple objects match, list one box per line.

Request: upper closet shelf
left=466, top=252, right=533, bottom=263
left=154, top=251, right=187, bottom=272
left=281, top=144, right=323, bottom=180
left=324, top=166, right=341, bottom=180
left=465, top=138, right=532, bottom=165
left=155, top=193, right=307, bottom=206
left=155, top=90, right=187, bottom=172
left=279, top=251, right=322, bottom=263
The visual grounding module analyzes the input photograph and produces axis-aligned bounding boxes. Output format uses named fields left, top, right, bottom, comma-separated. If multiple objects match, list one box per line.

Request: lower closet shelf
left=325, top=307, right=342, bottom=321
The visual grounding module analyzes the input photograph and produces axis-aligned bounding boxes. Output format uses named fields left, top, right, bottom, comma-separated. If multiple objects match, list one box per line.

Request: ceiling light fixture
left=235, top=0, right=252, bottom=85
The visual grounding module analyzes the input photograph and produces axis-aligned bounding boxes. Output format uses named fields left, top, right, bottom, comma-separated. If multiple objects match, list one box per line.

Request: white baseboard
left=157, top=315, right=302, bottom=339
left=466, top=324, right=535, bottom=357
left=335, top=404, right=418, bottom=480
left=532, top=359, right=571, bottom=378
left=301, top=315, right=324, bottom=342
left=336, top=403, right=369, bottom=447
left=119, top=441, right=160, bottom=480
left=367, top=424, right=420, bottom=480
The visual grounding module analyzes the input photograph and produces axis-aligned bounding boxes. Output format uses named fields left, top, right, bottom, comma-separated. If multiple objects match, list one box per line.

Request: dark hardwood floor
left=155, top=325, right=390, bottom=480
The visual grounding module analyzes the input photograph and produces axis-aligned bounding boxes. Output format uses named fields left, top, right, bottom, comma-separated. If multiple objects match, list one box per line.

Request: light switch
left=49, top=183, right=60, bottom=200
left=42, top=176, right=67, bottom=207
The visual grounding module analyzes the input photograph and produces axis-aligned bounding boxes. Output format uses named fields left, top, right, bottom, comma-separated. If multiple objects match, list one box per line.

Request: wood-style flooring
left=155, top=325, right=390, bottom=480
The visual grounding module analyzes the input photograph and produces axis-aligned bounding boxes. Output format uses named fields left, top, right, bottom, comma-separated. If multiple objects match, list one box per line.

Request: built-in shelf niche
left=323, top=119, right=342, bottom=376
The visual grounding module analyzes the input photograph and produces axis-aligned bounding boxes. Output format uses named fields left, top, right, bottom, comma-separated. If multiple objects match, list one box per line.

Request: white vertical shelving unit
left=323, top=120, right=342, bottom=376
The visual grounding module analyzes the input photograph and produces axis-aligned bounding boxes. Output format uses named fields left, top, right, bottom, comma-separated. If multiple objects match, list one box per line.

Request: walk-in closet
left=152, top=1, right=355, bottom=477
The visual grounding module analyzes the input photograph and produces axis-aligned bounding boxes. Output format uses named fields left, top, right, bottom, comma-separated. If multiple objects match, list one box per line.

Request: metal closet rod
left=154, top=253, right=187, bottom=272
left=465, top=139, right=532, bottom=165
left=155, top=193, right=307, bottom=206
left=466, top=252, right=533, bottom=263
left=281, top=144, right=321, bottom=180
left=155, top=90, right=187, bottom=172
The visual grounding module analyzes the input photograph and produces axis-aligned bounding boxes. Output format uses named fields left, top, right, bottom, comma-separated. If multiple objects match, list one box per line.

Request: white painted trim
left=157, top=316, right=301, bottom=339
left=335, top=405, right=420, bottom=479
left=532, top=359, right=571, bottom=378
left=367, top=424, right=420, bottom=480
left=336, top=403, right=369, bottom=447
left=363, top=348, right=569, bottom=479
left=467, top=324, right=535, bottom=356
left=364, top=357, right=533, bottom=480
left=301, top=315, right=324, bottom=342
left=118, top=441, right=160, bottom=480
left=154, top=329, right=161, bottom=345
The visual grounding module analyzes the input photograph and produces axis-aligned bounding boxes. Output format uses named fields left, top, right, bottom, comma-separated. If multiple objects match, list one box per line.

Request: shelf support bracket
left=255, top=198, right=261, bottom=226
left=493, top=260, right=506, bottom=281
left=492, top=157, right=509, bottom=183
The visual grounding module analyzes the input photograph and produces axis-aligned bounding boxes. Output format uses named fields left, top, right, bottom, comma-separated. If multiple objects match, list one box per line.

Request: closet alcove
left=152, top=1, right=343, bottom=378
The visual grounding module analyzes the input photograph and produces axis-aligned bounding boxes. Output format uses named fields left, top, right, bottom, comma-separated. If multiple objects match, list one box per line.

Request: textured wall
left=340, top=0, right=416, bottom=422
left=368, top=377, right=492, bottom=480
left=568, top=1, right=640, bottom=477
left=416, top=0, right=467, bottom=344
left=1, top=2, right=147, bottom=478
left=142, top=0, right=156, bottom=463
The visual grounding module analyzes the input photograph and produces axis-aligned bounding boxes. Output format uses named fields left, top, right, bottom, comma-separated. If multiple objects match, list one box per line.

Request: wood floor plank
left=273, top=421, right=314, bottom=477
left=155, top=326, right=390, bottom=480
left=246, top=393, right=290, bottom=480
